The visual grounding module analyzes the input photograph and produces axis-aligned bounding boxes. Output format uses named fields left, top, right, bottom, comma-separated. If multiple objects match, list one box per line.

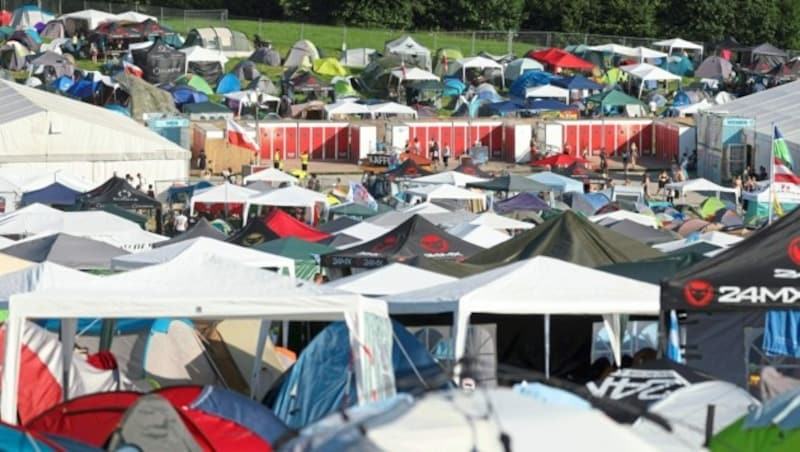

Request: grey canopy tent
left=602, top=219, right=680, bottom=246
left=153, top=218, right=226, bottom=248
left=0, top=233, right=129, bottom=270
left=384, top=35, right=431, bottom=71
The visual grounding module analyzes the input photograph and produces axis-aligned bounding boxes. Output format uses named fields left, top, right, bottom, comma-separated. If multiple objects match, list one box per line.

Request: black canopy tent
left=131, top=38, right=185, bottom=85
left=77, top=176, right=162, bottom=232
left=320, top=215, right=482, bottom=269
left=153, top=218, right=226, bottom=248
left=226, top=217, right=281, bottom=247
left=660, top=206, right=800, bottom=386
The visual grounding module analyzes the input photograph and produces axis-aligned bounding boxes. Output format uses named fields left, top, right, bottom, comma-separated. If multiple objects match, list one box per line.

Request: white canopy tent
left=243, top=168, right=298, bottom=186
left=590, top=210, right=659, bottom=228
left=587, top=43, right=636, bottom=56
left=664, top=177, right=738, bottom=199
left=244, top=186, right=329, bottom=225
left=505, top=58, right=544, bottom=83
left=110, top=237, right=295, bottom=276
left=367, top=102, right=418, bottom=119
left=389, top=67, right=440, bottom=83
left=0, top=262, right=97, bottom=309
left=1, top=255, right=393, bottom=423
left=446, top=223, right=510, bottom=248
left=455, top=56, right=505, bottom=88
left=324, top=101, right=370, bottom=119
left=405, top=184, right=486, bottom=205
left=335, top=222, right=388, bottom=243
left=628, top=46, right=669, bottom=61
left=58, top=9, right=118, bottom=31
left=325, top=263, right=455, bottom=296
left=620, top=63, right=682, bottom=98
left=652, top=38, right=704, bottom=60
left=115, top=11, right=157, bottom=22
left=179, top=46, right=229, bottom=73
left=524, top=84, right=570, bottom=104
left=385, top=256, right=659, bottom=377
left=189, top=182, right=259, bottom=216
left=410, top=171, right=488, bottom=187
left=654, top=231, right=743, bottom=253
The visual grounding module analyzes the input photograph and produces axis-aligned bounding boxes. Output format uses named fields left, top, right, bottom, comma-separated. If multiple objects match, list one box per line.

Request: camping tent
left=10, top=6, right=53, bottom=29
left=131, top=39, right=185, bottom=85
left=695, top=56, right=734, bottom=79
left=180, top=46, right=228, bottom=84
left=183, top=27, right=253, bottom=57
left=652, top=38, right=704, bottom=59
left=387, top=256, right=659, bottom=372
left=1, top=255, right=393, bottom=423
left=110, top=237, right=295, bottom=276
left=189, top=182, right=258, bottom=216
left=505, top=58, right=544, bottom=84
left=321, top=215, right=483, bottom=269
left=325, top=263, right=456, bottom=296
left=249, top=47, right=281, bottom=66
left=454, top=56, right=504, bottom=87
left=384, top=35, right=431, bottom=71
left=0, top=233, right=128, bottom=270
left=586, top=89, right=645, bottom=114
left=313, top=58, right=348, bottom=77
left=284, top=39, right=319, bottom=68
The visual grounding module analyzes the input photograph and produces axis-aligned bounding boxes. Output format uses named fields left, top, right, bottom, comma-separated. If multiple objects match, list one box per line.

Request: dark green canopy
left=586, top=89, right=644, bottom=109
left=598, top=252, right=707, bottom=284
left=255, top=237, right=336, bottom=280
left=465, top=210, right=662, bottom=268
left=466, top=175, right=550, bottom=193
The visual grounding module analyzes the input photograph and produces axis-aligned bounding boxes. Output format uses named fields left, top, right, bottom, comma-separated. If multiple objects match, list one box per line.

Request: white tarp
left=115, top=11, right=157, bottom=22
left=189, top=182, right=259, bottom=215
left=110, top=237, right=295, bottom=276
left=325, top=263, right=455, bottom=296
left=386, top=256, right=659, bottom=370
left=2, top=254, right=393, bottom=423
left=324, top=101, right=370, bottom=118
left=367, top=102, right=418, bottom=119
left=243, top=168, right=298, bottom=185
left=654, top=231, right=743, bottom=253
left=664, top=177, right=738, bottom=197
left=390, top=67, right=440, bottom=82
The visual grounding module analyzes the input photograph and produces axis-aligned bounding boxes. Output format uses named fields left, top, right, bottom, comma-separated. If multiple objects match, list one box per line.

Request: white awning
left=664, top=178, right=737, bottom=197
left=367, top=102, right=418, bottom=118
left=324, top=101, right=370, bottom=118
left=189, top=182, right=259, bottom=215
left=652, top=38, right=704, bottom=51
left=325, top=263, right=455, bottom=296
left=243, top=168, right=298, bottom=185
left=390, top=67, right=440, bottom=82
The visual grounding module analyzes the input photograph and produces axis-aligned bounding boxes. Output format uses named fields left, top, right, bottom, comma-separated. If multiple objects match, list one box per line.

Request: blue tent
left=564, top=192, right=610, bottom=216
left=480, top=100, right=524, bottom=116
left=510, top=70, right=555, bottom=99
left=664, top=55, right=694, bottom=76
left=167, top=86, right=209, bottom=108
left=66, top=79, right=98, bottom=99
left=551, top=74, right=603, bottom=91
left=526, top=99, right=573, bottom=111
left=192, top=385, right=289, bottom=445
left=20, top=182, right=81, bottom=206
left=216, top=73, right=241, bottom=95
left=267, top=320, right=449, bottom=429
left=672, top=91, right=691, bottom=107
left=442, top=78, right=466, bottom=97
left=0, top=423, right=59, bottom=451
left=51, top=76, right=73, bottom=92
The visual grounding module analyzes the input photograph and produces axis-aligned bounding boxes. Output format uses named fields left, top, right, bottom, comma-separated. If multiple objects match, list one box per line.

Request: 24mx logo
left=718, top=286, right=800, bottom=304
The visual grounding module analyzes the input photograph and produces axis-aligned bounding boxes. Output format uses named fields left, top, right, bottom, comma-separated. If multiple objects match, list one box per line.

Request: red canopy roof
left=0, top=10, right=11, bottom=26
left=531, top=154, right=589, bottom=168
left=265, top=208, right=331, bottom=242
left=528, top=48, right=595, bottom=71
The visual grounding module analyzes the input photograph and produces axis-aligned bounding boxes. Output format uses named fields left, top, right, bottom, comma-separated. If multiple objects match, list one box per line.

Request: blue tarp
left=192, top=385, right=289, bottom=445
left=663, top=55, right=694, bottom=76
left=0, top=423, right=58, bottom=452
left=267, top=320, right=448, bottom=429
left=51, top=76, right=73, bottom=92
left=20, top=182, right=80, bottom=206
left=672, top=91, right=691, bottom=107
left=442, top=78, right=466, bottom=97
left=480, top=100, right=524, bottom=116
left=510, top=70, right=555, bottom=99
left=551, top=75, right=603, bottom=91
left=215, top=73, right=241, bottom=95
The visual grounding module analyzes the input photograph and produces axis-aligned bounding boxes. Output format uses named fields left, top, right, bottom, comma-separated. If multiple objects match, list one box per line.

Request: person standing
left=197, top=150, right=207, bottom=170
left=641, top=172, right=650, bottom=198
left=429, top=139, right=439, bottom=169
left=622, top=148, right=630, bottom=174
left=146, top=184, right=156, bottom=199
left=657, top=170, right=670, bottom=198
left=173, top=210, right=188, bottom=235
left=630, top=142, right=638, bottom=167
left=443, top=144, right=451, bottom=168
left=273, top=149, right=282, bottom=169
left=599, top=149, right=607, bottom=173
left=300, top=150, right=309, bottom=172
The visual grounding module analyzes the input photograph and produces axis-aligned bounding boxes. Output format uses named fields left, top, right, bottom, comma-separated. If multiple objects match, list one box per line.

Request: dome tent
left=231, top=59, right=260, bottom=80
left=284, top=39, right=320, bottom=68
left=249, top=47, right=280, bottom=66
left=182, top=27, right=253, bottom=57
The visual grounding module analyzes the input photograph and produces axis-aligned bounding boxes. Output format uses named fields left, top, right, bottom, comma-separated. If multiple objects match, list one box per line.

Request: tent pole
left=544, top=314, right=551, bottom=379
left=99, top=319, right=115, bottom=352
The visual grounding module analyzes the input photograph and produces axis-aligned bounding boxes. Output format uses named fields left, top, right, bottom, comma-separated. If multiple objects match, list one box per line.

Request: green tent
left=255, top=237, right=335, bottom=280
left=313, top=57, right=349, bottom=77
left=586, top=89, right=643, bottom=109
left=601, top=67, right=628, bottom=85
left=598, top=252, right=707, bottom=284
left=433, top=48, right=464, bottom=76
left=465, top=210, right=663, bottom=268
left=334, top=80, right=359, bottom=98
left=700, top=197, right=727, bottom=219
left=175, top=74, right=214, bottom=95
left=330, top=202, right=391, bottom=219
left=466, top=175, right=550, bottom=193
left=710, top=414, right=800, bottom=452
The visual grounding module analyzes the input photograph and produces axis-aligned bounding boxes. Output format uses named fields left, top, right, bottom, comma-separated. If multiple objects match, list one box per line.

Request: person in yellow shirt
left=300, top=151, right=309, bottom=172
left=273, top=149, right=282, bottom=169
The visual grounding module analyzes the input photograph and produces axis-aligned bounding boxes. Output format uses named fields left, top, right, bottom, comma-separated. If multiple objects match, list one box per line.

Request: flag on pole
left=666, top=310, right=683, bottom=364
left=226, top=118, right=258, bottom=153
left=122, top=61, right=143, bottom=78
left=774, top=126, right=800, bottom=185
left=347, top=182, right=378, bottom=211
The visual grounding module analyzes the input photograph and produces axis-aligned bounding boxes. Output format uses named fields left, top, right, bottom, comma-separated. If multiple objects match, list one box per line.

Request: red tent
left=528, top=48, right=595, bottom=72
left=0, top=10, right=11, bottom=26
left=531, top=154, right=589, bottom=168
left=264, top=208, right=331, bottom=242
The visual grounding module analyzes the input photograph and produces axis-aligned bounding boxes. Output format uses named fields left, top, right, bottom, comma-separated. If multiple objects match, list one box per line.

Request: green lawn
left=163, top=18, right=531, bottom=60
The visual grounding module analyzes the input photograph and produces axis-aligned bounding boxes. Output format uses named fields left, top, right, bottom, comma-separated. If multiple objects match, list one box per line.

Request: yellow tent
left=312, top=57, right=349, bottom=77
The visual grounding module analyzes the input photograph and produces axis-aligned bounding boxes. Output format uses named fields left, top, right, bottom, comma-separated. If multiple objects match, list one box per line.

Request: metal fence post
left=160, top=7, right=163, bottom=23
left=300, top=23, right=304, bottom=40
left=507, top=29, right=513, bottom=54
left=433, top=31, right=437, bottom=51
left=471, top=31, right=475, bottom=54
left=57, top=0, right=61, bottom=15
left=546, top=32, right=551, bottom=47
left=259, top=18, right=263, bottom=37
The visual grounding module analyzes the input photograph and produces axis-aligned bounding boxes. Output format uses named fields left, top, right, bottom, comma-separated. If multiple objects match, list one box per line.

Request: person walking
left=442, top=144, right=451, bottom=168
left=173, top=210, right=188, bottom=236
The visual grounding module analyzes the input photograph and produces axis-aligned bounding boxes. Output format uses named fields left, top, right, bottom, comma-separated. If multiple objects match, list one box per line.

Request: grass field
left=163, top=18, right=531, bottom=60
